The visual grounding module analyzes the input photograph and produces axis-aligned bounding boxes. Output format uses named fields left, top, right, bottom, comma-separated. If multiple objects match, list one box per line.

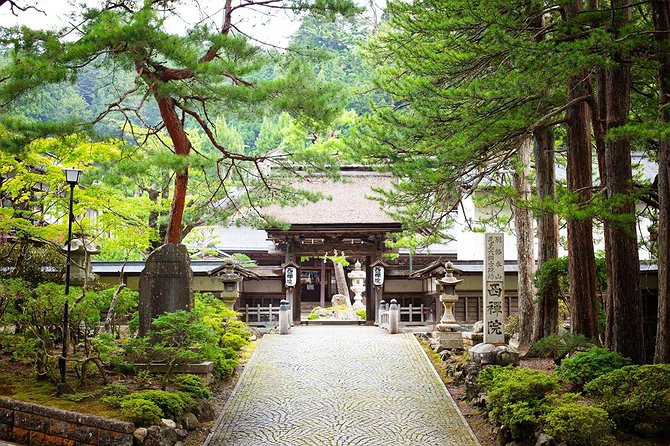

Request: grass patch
left=417, top=337, right=453, bottom=386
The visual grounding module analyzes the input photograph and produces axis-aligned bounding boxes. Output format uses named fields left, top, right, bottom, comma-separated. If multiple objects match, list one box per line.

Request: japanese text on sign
left=483, top=233, right=505, bottom=344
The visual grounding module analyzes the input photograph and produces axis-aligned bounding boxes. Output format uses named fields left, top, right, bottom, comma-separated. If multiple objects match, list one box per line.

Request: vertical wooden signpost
left=483, top=233, right=505, bottom=345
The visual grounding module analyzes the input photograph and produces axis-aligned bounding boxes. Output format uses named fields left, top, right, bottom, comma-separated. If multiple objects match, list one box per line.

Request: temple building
left=95, top=167, right=529, bottom=327
left=93, top=164, right=660, bottom=340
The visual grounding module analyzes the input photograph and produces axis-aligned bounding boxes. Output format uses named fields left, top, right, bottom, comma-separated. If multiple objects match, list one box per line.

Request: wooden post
left=320, top=260, right=326, bottom=308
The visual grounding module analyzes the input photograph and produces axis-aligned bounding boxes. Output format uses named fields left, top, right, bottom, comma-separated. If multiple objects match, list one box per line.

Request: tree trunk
left=532, top=126, right=559, bottom=340
left=652, top=0, right=670, bottom=364
left=564, top=1, right=599, bottom=339
left=602, top=0, right=645, bottom=364
left=332, top=257, right=351, bottom=306
left=154, top=94, right=192, bottom=244
left=514, top=137, right=535, bottom=351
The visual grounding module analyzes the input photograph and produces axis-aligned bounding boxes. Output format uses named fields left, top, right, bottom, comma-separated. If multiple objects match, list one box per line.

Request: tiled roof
left=261, top=170, right=399, bottom=225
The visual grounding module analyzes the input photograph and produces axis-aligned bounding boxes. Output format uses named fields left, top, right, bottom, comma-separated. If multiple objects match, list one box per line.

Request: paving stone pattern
left=206, top=325, right=479, bottom=446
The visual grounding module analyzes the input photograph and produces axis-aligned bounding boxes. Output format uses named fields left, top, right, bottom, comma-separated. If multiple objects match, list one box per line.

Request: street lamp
left=59, top=167, right=82, bottom=393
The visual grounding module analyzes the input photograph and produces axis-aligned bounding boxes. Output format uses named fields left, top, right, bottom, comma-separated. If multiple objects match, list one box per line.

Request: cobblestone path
left=205, top=325, right=479, bottom=446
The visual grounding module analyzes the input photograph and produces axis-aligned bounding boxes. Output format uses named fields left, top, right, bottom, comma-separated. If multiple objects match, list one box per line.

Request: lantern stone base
left=430, top=331, right=463, bottom=350
left=462, top=331, right=484, bottom=348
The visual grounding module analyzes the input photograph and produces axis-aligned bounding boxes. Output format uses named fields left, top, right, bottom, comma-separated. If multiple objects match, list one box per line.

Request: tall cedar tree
left=357, top=0, right=665, bottom=359
left=0, top=0, right=358, bottom=244
left=355, top=0, right=580, bottom=343
left=652, top=0, right=670, bottom=363
left=564, top=1, right=599, bottom=339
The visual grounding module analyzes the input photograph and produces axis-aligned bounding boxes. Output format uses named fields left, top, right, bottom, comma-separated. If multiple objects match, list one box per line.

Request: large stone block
left=97, top=429, right=133, bottom=446
left=10, top=426, right=30, bottom=444
left=139, top=244, right=194, bottom=337
left=14, top=411, right=49, bottom=431
left=29, top=430, right=75, bottom=446
left=431, top=331, right=464, bottom=349
left=0, top=407, right=13, bottom=425
left=49, top=419, right=96, bottom=444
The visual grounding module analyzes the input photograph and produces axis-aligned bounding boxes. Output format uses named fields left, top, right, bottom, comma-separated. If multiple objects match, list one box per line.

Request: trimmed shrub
left=120, top=398, right=162, bottom=426
left=479, top=366, right=561, bottom=440
left=584, top=364, right=670, bottom=432
left=556, top=347, right=631, bottom=386
left=122, top=390, right=189, bottom=420
left=203, top=345, right=239, bottom=380
left=542, top=402, right=614, bottom=446
left=174, top=374, right=211, bottom=399
left=529, top=333, right=594, bottom=361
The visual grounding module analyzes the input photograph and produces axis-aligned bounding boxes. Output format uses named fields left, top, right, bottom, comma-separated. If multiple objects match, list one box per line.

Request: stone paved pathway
left=205, top=325, right=479, bottom=446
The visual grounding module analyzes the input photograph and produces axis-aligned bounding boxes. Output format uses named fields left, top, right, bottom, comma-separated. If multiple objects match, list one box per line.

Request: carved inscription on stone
left=483, top=233, right=504, bottom=344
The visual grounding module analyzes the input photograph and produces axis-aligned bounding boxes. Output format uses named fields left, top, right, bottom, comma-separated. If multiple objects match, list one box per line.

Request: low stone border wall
left=0, top=397, right=135, bottom=445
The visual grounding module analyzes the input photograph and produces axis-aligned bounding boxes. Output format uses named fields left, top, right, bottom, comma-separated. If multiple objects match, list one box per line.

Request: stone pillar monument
left=469, top=233, right=519, bottom=366
left=348, top=260, right=366, bottom=311
left=483, top=233, right=505, bottom=344
left=138, top=244, right=194, bottom=337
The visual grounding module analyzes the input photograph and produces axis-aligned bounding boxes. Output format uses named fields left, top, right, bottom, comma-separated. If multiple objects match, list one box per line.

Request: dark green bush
left=542, top=402, right=614, bottom=446
left=122, top=390, right=189, bottom=420
left=120, top=398, right=162, bottom=426
left=174, top=374, right=211, bottom=399
left=101, top=383, right=130, bottom=398
left=556, top=347, right=631, bottom=386
left=479, top=366, right=561, bottom=440
left=529, top=332, right=594, bottom=360
left=584, top=364, right=670, bottom=432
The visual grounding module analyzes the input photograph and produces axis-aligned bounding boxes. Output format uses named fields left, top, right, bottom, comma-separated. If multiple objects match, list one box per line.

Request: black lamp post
left=59, top=167, right=82, bottom=392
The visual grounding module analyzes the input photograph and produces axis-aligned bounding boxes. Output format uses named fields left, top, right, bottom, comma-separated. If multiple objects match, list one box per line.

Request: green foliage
left=584, top=364, right=670, bottom=432
left=173, top=374, right=212, bottom=399
left=195, top=292, right=250, bottom=351
left=0, top=242, right=63, bottom=285
left=128, top=311, right=140, bottom=336
left=127, top=294, right=249, bottom=383
left=556, top=347, right=631, bottom=387
left=101, top=383, right=130, bottom=398
left=133, top=370, right=154, bottom=389
left=120, top=398, right=162, bottom=426
left=63, top=392, right=95, bottom=403
left=0, top=278, right=30, bottom=322
left=542, top=402, right=614, bottom=446
left=356, top=309, right=366, bottom=320
left=479, top=366, right=561, bottom=440
left=91, top=332, right=123, bottom=366
left=203, top=345, right=239, bottom=380
left=307, top=313, right=319, bottom=320
left=529, top=333, right=594, bottom=360
left=505, top=315, right=519, bottom=336
left=95, top=287, right=138, bottom=323
left=122, top=390, right=189, bottom=420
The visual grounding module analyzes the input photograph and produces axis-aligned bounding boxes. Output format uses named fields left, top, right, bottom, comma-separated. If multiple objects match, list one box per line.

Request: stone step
left=302, top=319, right=365, bottom=325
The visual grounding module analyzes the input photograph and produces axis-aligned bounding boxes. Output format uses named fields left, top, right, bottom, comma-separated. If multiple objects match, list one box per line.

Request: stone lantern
left=208, top=258, right=260, bottom=309
left=436, top=261, right=463, bottom=331
left=348, top=260, right=366, bottom=311
left=432, top=261, right=464, bottom=349
left=61, top=238, right=99, bottom=285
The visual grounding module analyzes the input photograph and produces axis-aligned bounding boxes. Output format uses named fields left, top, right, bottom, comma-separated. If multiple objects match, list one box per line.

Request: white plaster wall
left=243, top=279, right=283, bottom=293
